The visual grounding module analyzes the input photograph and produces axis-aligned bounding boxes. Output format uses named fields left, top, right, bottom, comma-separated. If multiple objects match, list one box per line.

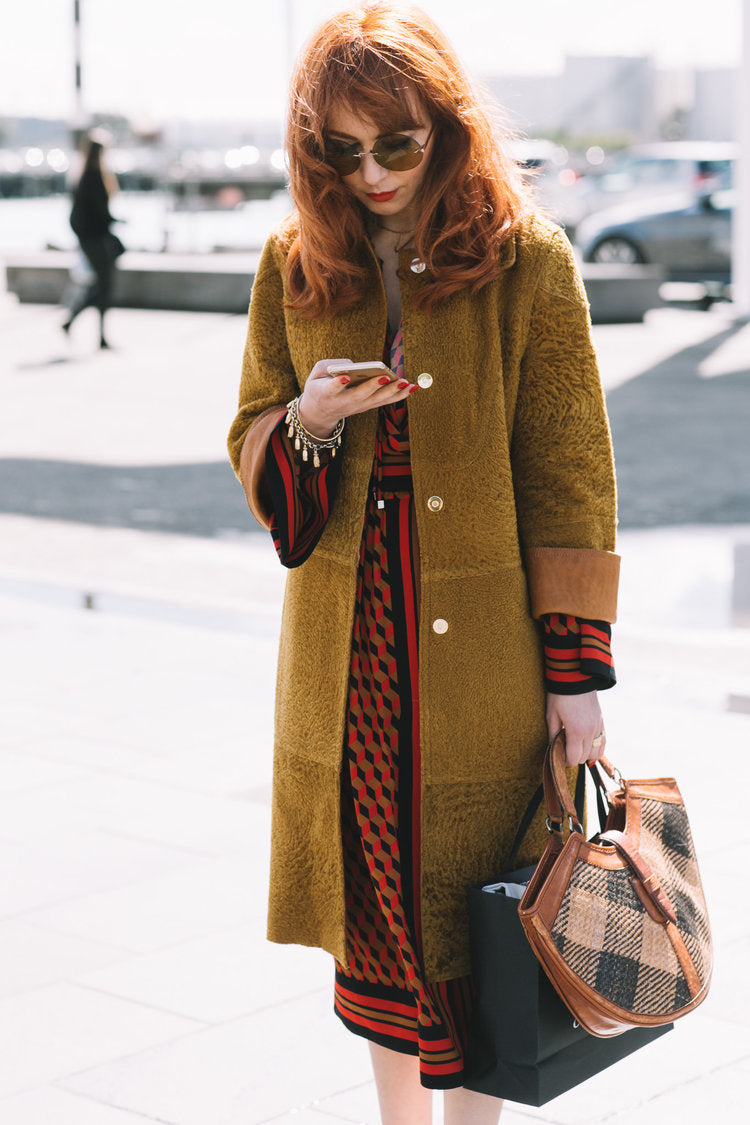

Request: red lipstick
left=366, top=190, right=397, bottom=202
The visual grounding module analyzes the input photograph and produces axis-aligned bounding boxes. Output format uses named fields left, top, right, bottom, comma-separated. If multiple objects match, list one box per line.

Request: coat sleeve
left=227, top=233, right=345, bottom=550
left=511, top=228, right=620, bottom=622
left=227, top=235, right=301, bottom=528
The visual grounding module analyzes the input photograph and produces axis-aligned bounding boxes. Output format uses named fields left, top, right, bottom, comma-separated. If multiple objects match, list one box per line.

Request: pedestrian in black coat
left=63, top=134, right=123, bottom=348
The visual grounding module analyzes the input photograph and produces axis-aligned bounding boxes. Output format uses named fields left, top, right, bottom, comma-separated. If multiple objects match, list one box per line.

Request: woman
left=63, top=133, right=122, bottom=349
left=228, top=6, right=619, bottom=1123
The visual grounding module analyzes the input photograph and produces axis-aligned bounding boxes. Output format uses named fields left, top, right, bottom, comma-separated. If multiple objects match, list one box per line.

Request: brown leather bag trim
left=545, top=730, right=578, bottom=823
left=527, top=919, right=640, bottom=1036
left=601, top=831, right=678, bottom=925
left=665, top=921, right=705, bottom=999
left=630, top=875, right=672, bottom=924
left=623, top=780, right=684, bottom=802
left=534, top=836, right=582, bottom=932
left=526, top=919, right=710, bottom=1035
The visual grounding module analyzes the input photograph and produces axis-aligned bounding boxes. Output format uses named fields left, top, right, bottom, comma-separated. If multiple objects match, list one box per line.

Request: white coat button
left=417, top=372, right=433, bottom=389
left=432, top=618, right=449, bottom=634
left=427, top=495, right=444, bottom=512
left=410, top=258, right=426, bottom=273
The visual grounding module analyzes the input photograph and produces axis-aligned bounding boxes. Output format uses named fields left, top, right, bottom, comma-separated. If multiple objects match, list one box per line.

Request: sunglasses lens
left=325, top=155, right=360, bottom=175
left=374, top=135, right=423, bottom=171
left=323, top=141, right=361, bottom=176
left=323, top=134, right=426, bottom=175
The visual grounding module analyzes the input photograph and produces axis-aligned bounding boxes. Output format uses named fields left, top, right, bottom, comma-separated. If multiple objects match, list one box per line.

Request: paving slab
left=0, top=919, right=128, bottom=999
left=61, top=987, right=372, bottom=1125
left=0, top=981, right=201, bottom=1099
left=25, top=854, right=266, bottom=954
left=0, top=1087, right=165, bottom=1125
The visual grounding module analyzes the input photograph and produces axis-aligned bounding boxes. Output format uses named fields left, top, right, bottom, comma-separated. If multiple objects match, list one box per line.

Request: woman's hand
left=297, top=358, right=417, bottom=438
left=546, top=692, right=606, bottom=766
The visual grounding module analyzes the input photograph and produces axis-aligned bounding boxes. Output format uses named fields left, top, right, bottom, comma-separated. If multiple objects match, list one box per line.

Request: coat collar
left=359, top=221, right=518, bottom=275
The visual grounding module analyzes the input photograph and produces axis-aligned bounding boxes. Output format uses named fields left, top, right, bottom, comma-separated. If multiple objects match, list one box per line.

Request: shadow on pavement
left=0, top=458, right=260, bottom=537
left=1, top=320, right=748, bottom=537
left=607, top=322, right=750, bottom=528
left=15, top=355, right=75, bottom=369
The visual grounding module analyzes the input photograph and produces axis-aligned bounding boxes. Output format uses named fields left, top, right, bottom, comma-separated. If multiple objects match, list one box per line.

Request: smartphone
left=327, top=360, right=397, bottom=386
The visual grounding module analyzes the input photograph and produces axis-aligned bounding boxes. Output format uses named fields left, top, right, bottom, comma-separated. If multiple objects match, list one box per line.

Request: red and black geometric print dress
left=264, top=325, right=615, bottom=1089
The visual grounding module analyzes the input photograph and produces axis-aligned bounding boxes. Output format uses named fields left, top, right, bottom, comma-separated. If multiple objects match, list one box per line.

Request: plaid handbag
left=518, top=731, right=713, bottom=1037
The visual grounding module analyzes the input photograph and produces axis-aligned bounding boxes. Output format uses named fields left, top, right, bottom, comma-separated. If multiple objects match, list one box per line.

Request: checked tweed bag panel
left=639, top=797, right=712, bottom=984
left=550, top=798, right=711, bottom=1017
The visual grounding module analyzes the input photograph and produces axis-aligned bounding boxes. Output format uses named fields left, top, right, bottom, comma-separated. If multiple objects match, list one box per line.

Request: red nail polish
left=339, top=376, right=351, bottom=386
left=408, top=385, right=418, bottom=394
left=397, top=380, right=409, bottom=389
left=378, top=375, right=391, bottom=386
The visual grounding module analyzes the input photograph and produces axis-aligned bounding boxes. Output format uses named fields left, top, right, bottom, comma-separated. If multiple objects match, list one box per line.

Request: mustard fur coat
left=228, top=212, right=619, bottom=981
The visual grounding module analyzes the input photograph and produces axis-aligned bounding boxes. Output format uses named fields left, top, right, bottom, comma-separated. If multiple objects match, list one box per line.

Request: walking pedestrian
left=228, top=6, right=619, bottom=1122
left=62, top=132, right=123, bottom=349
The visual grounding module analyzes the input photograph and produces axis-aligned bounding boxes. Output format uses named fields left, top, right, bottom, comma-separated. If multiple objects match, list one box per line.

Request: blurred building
left=689, top=69, right=737, bottom=140
left=486, top=57, right=737, bottom=143
left=1, top=57, right=737, bottom=202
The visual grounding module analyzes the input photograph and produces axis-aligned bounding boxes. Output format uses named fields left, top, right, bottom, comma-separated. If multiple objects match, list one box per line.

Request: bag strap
left=589, top=761, right=613, bottom=829
left=505, top=783, right=545, bottom=871
left=599, top=829, right=678, bottom=924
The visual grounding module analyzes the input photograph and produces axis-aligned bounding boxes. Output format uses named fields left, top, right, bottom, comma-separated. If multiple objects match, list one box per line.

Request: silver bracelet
left=285, top=396, right=345, bottom=468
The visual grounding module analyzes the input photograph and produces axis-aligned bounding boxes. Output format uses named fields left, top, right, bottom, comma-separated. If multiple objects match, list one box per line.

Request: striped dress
left=264, top=324, right=614, bottom=1088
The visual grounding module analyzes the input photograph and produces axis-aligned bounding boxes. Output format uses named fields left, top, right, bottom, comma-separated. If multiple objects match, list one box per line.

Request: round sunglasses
left=323, top=127, right=434, bottom=177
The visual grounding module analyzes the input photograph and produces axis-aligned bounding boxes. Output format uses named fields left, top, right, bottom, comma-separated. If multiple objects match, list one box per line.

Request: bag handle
left=505, top=731, right=612, bottom=871
left=546, top=730, right=619, bottom=828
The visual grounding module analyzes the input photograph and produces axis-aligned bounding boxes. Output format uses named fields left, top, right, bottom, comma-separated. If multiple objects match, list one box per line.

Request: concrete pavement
left=0, top=297, right=749, bottom=1123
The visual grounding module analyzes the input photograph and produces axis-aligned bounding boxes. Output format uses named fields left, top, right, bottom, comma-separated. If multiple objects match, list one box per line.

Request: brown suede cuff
left=238, top=405, right=287, bottom=530
left=524, top=547, right=620, bottom=622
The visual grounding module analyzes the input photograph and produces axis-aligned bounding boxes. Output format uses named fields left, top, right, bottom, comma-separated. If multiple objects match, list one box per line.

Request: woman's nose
left=359, top=152, right=388, bottom=186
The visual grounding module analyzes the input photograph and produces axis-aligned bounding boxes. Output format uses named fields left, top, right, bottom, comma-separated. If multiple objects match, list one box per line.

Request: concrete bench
left=579, top=263, right=665, bottom=323
left=4, top=252, right=663, bottom=322
left=4, top=251, right=260, bottom=315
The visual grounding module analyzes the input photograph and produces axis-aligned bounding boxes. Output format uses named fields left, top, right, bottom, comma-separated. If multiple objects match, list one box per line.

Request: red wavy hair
left=283, top=3, right=530, bottom=317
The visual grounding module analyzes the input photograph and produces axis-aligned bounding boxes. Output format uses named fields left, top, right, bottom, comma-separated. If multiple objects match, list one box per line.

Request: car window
left=697, top=159, right=733, bottom=187
left=633, top=159, right=691, bottom=183
left=598, top=158, right=691, bottom=192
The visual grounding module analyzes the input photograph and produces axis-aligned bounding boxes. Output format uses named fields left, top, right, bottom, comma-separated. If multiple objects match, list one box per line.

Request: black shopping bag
left=463, top=865, right=672, bottom=1106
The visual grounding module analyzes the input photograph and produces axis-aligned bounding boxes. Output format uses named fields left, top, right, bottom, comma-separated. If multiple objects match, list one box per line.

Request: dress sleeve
left=265, top=412, right=344, bottom=568
left=512, top=228, right=620, bottom=622
left=542, top=614, right=616, bottom=694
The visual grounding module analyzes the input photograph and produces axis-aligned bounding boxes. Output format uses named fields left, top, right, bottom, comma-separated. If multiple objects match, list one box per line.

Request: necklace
left=378, top=223, right=414, bottom=236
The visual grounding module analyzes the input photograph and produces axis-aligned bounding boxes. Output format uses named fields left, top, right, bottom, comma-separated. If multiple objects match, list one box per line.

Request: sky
left=0, top=0, right=744, bottom=125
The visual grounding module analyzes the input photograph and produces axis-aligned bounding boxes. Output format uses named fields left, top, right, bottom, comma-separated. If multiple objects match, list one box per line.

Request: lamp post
left=71, top=0, right=87, bottom=147
left=733, top=0, right=750, bottom=317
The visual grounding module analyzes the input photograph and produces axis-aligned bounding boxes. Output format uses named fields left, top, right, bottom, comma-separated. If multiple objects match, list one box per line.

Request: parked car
left=560, top=142, right=735, bottom=234
left=575, top=190, right=733, bottom=282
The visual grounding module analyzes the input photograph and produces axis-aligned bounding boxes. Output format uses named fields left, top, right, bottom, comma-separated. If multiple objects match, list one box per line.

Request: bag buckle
left=546, top=815, right=583, bottom=835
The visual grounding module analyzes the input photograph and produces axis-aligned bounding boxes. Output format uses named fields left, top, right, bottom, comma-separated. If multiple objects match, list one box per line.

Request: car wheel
left=590, top=236, right=644, bottom=265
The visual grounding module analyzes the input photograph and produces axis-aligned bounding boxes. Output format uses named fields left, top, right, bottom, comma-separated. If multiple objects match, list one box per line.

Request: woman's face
left=325, top=103, right=434, bottom=230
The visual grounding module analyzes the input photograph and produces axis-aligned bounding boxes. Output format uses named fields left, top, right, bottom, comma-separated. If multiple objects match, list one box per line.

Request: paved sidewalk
left=0, top=299, right=749, bottom=1123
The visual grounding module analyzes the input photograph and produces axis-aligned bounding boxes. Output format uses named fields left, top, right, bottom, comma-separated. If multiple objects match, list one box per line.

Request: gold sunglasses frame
left=323, top=126, right=434, bottom=177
